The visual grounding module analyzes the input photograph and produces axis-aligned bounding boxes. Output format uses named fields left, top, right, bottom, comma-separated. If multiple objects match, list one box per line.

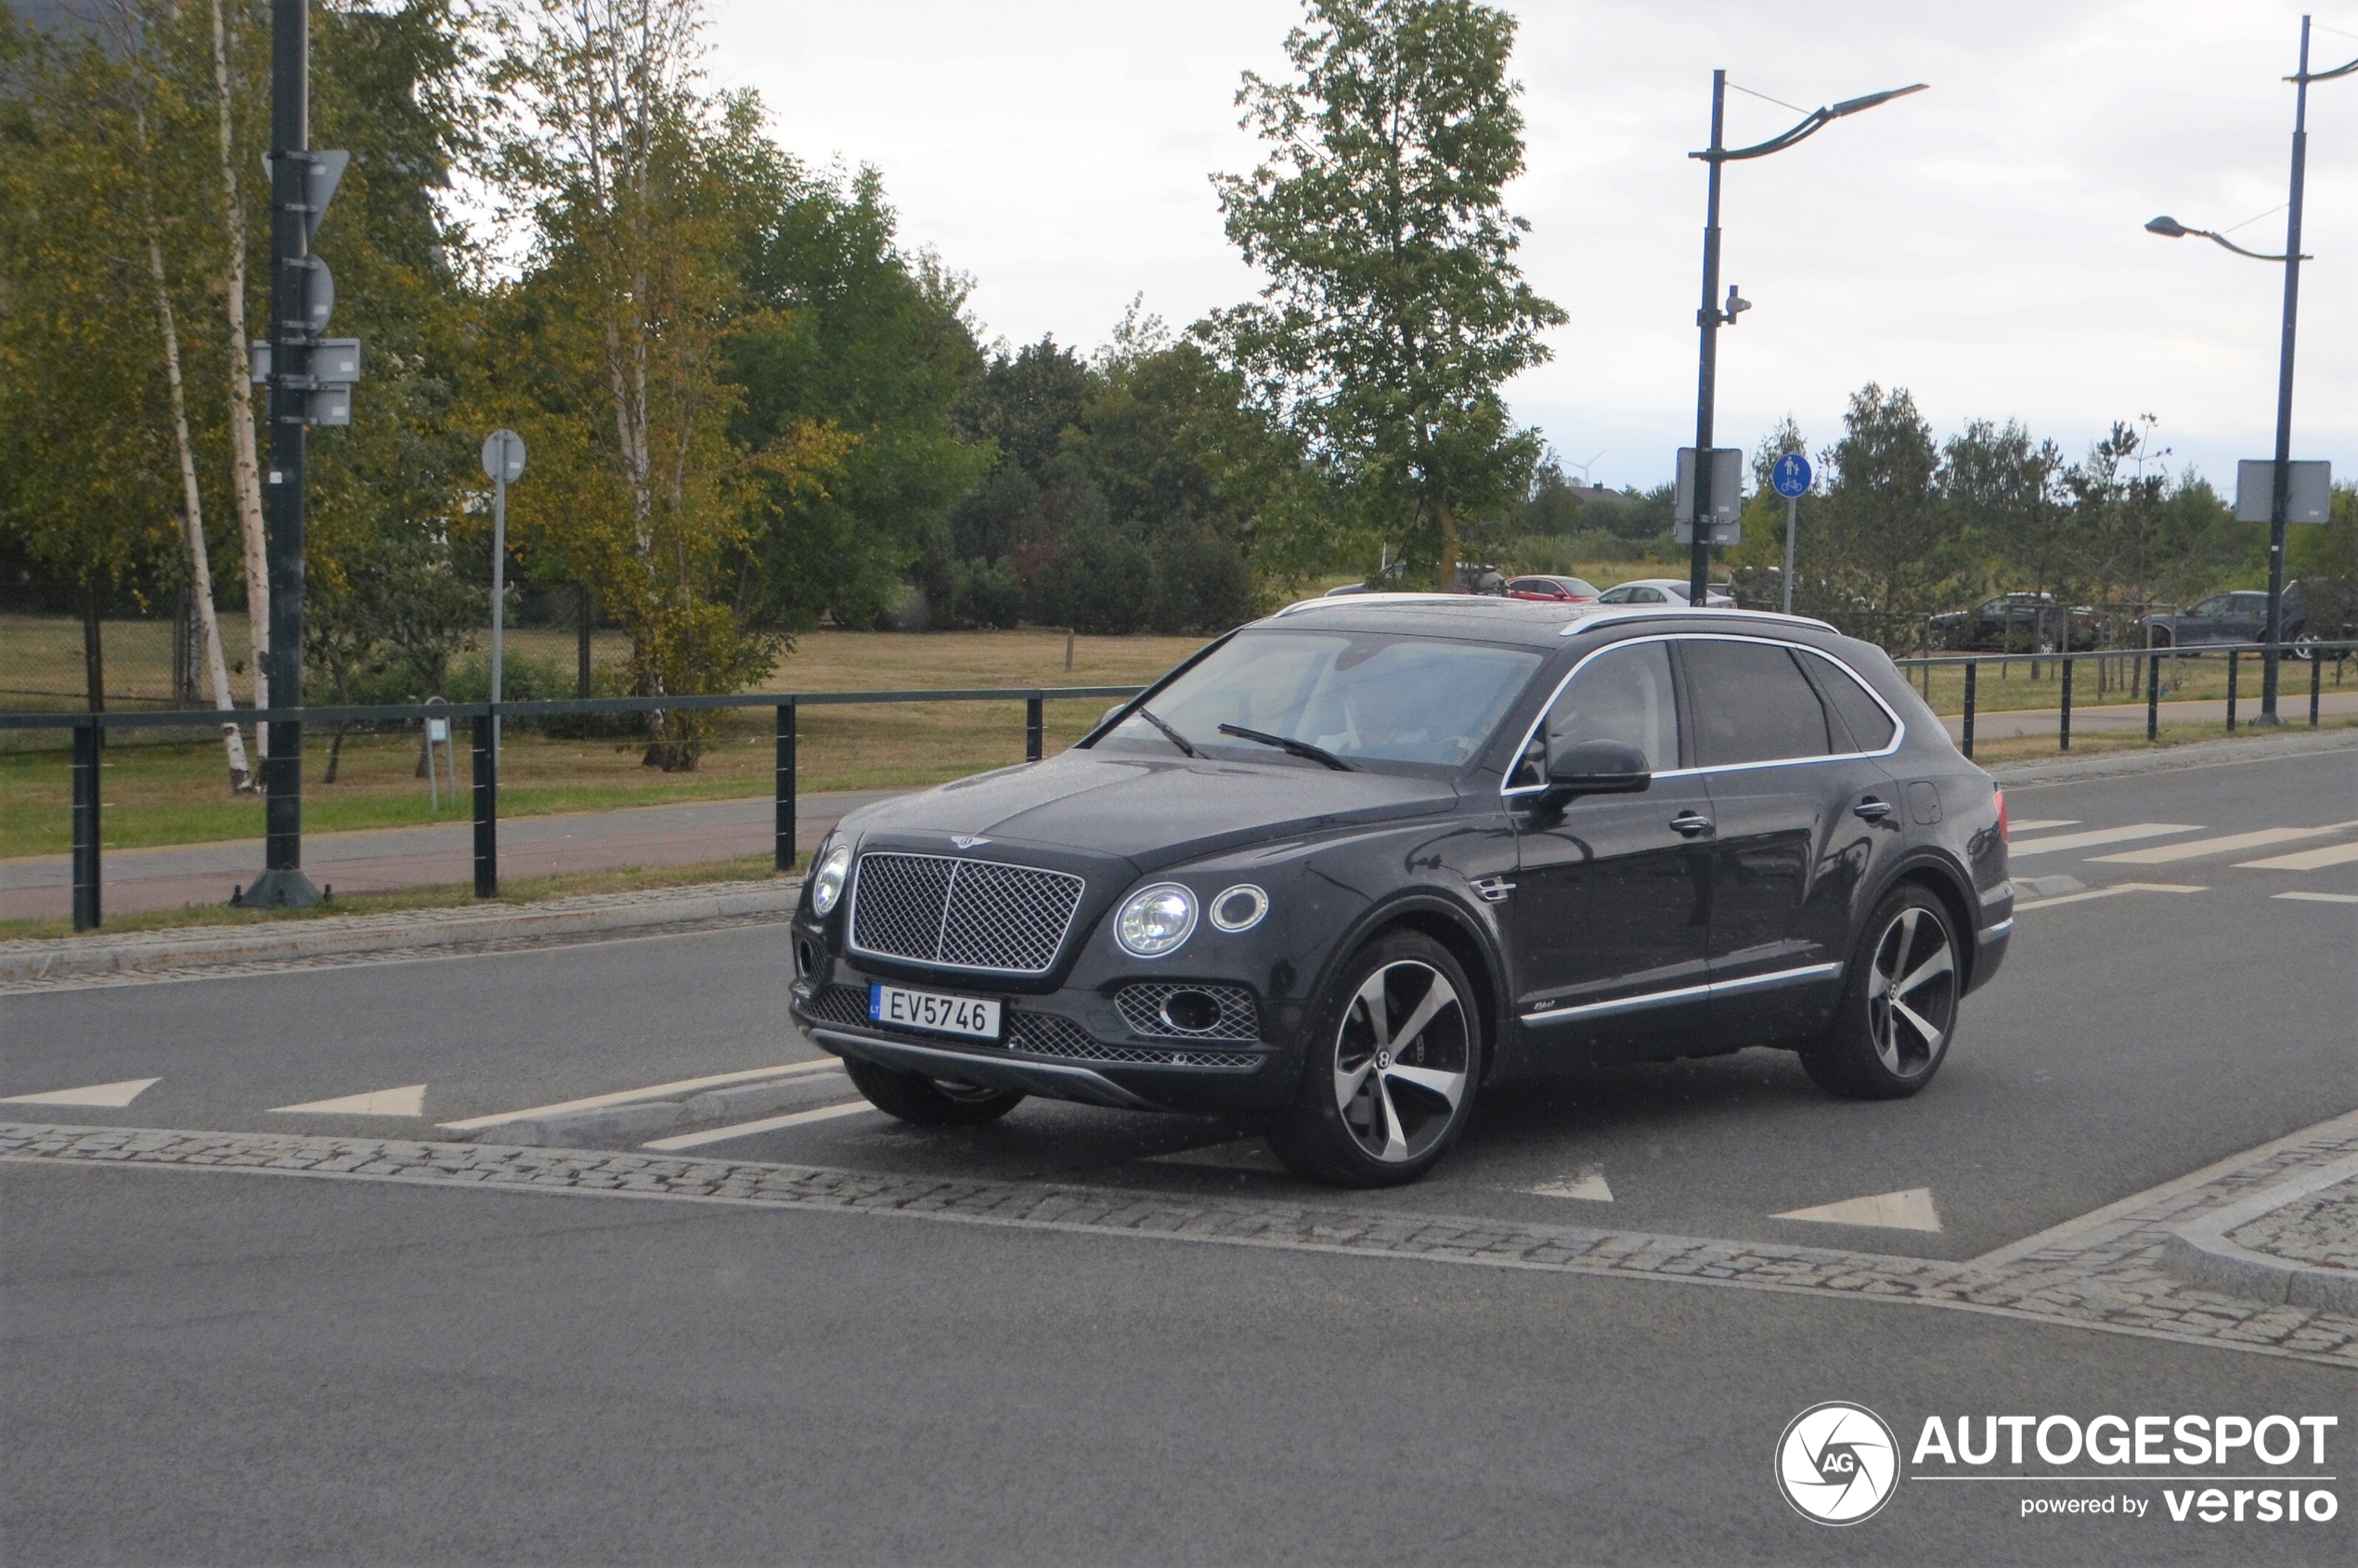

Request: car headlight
left=1115, top=883, right=1197, bottom=958
left=810, top=843, right=852, bottom=917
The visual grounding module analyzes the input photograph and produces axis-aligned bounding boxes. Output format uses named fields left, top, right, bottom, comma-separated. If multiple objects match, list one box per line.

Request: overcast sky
left=707, top=1, right=2355, bottom=497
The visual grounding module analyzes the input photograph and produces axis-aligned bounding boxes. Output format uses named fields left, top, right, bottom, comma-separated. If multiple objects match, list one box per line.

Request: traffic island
left=2164, top=1154, right=2358, bottom=1315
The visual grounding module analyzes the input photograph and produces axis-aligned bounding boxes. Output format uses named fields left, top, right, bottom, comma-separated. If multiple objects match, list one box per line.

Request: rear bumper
left=1970, top=915, right=2013, bottom=991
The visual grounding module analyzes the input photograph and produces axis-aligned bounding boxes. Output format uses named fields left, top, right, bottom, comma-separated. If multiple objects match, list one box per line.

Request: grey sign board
left=2235, top=460, right=2331, bottom=524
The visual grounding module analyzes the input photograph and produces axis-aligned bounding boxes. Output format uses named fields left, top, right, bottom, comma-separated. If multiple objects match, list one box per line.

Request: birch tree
left=206, top=0, right=273, bottom=732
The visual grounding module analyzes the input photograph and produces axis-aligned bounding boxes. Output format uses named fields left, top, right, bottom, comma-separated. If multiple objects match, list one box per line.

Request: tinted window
left=2233, top=593, right=2268, bottom=611
left=2189, top=595, right=2230, bottom=616
left=1799, top=650, right=1897, bottom=752
left=1681, top=640, right=1833, bottom=766
left=1535, top=641, right=1680, bottom=777
left=1096, top=630, right=1542, bottom=771
left=1633, top=587, right=1665, bottom=603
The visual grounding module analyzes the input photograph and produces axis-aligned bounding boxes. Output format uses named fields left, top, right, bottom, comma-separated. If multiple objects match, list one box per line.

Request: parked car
left=790, top=596, right=2012, bottom=1186
left=2137, top=581, right=2340, bottom=657
left=1927, top=593, right=2097, bottom=653
left=1594, top=577, right=1735, bottom=608
left=1504, top=575, right=1600, bottom=603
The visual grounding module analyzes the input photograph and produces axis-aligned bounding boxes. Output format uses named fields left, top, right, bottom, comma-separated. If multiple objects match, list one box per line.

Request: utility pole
left=244, top=0, right=358, bottom=908
left=2260, top=15, right=2314, bottom=725
left=1683, top=72, right=1924, bottom=608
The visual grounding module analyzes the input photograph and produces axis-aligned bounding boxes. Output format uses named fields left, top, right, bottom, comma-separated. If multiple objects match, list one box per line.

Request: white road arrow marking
left=641, top=1099, right=874, bottom=1151
left=270, top=1084, right=427, bottom=1118
left=0, top=1077, right=160, bottom=1108
left=1774, top=1186, right=1942, bottom=1232
left=1143, top=1138, right=1289, bottom=1173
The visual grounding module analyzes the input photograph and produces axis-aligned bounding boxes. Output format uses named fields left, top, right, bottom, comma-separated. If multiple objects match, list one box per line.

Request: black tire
left=1801, top=885, right=1961, bottom=1100
left=842, top=1056, right=1024, bottom=1126
left=1266, top=930, right=1482, bottom=1186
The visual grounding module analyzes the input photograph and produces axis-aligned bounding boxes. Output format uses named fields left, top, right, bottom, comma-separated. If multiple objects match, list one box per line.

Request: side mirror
left=1546, top=738, right=1652, bottom=797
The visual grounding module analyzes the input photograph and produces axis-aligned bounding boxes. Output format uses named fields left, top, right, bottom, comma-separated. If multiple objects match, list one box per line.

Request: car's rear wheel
left=2290, top=633, right=2318, bottom=662
left=1266, top=932, right=1481, bottom=1186
left=1801, top=886, right=1960, bottom=1100
left=843, top=1056, right=1024, bottom=1126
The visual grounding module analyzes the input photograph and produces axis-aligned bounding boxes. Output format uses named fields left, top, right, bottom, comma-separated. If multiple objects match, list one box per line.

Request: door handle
left=1854, top=797, right=1893, bottom=821
left=1669, top=811, right=1715, bottom=837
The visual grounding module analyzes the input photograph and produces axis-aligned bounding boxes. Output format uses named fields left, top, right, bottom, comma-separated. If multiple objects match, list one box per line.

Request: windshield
left=1094, top=629, right=1543, bottom=772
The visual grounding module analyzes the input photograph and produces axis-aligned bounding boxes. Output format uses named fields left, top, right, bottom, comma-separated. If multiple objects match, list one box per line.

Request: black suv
left=1929, top=593, right=2098, bottom=653
left=789, top=598, right=2013, bottom=1186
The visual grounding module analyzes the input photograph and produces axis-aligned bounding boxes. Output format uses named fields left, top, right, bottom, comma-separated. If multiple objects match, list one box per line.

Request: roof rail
left=1560, top=606, right=1839, bottom=637
left=1274, top=591, right=1495, bottom=617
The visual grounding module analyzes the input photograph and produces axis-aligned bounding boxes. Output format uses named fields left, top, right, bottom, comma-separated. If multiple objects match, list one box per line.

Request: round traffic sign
left=481, top=429, right=526, bottom=484
left=1771, top=451, right=1812, bottom=499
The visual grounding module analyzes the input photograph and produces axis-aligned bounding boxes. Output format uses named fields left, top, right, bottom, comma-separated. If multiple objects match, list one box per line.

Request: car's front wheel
left=1801, top=886, right=1960, bottom=1100
left=843, top=1056, right=1024, bottom=1126
left=1267, top=931, right=1481, bottom=1186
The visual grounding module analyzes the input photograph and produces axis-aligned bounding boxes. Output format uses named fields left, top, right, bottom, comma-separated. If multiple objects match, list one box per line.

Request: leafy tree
left=1817, top=384, right=1956, bottom=636
left=1210, top=0, right=1563, bottom=589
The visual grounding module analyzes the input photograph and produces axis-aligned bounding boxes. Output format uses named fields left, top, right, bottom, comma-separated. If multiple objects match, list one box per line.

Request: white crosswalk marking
left=2089, top=823, right=2357, bottom=864
left=2007, top=823, right=2201, bottom=858
left=2238, top=839, right=2358, bottom=873
left=2007, top=819, right=2079, bottom=834
left=2274, top=890, right=2358, bottom=904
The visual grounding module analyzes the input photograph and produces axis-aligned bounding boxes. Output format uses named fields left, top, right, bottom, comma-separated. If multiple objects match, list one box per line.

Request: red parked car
left=1504, top=575, right=1600, bottom=603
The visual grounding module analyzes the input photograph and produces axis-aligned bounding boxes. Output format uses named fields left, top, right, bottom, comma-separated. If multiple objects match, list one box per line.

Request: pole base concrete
left=238, top=868, right=323, bottom=910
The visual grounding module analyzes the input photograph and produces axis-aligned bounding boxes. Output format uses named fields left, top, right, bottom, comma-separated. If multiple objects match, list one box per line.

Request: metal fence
left=6, top=641, right=2353, bottom=933
left=1891, top=641, right=2355, bottom=760
left=1, top=685, right=1145, bottom=932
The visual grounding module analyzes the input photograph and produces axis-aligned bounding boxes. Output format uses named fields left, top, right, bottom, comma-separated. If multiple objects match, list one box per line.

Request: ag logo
left=1776, top=1402, right=1899, bottom=1524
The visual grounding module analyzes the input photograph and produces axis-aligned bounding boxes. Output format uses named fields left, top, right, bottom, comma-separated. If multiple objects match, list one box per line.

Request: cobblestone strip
left=2234, top=1178, right=2358, bottom=1270
left=5, top=1120, right=2353, bottom=1368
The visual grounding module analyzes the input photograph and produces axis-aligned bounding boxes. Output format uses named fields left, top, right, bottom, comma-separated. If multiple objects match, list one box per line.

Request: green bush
left=1028, top=525, right=1157, bottom=634
left=1148, top=531, right=1255, bottom=634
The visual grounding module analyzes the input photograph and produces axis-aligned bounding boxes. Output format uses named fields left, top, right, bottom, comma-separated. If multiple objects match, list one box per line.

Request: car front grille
left=848, top=852, right=1084, bottom=975
left=800, top=985, right=1256, bottom=1070
left=1115, top=982, right=1263, bottom=1042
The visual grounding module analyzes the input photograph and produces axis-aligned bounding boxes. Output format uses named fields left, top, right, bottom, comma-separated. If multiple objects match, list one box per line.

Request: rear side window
left=1799, top=651, right=1898, bottom=752
left=1539, top=641, right=1680, bottom=776
left=1680, top=640, right=1833, bottom=766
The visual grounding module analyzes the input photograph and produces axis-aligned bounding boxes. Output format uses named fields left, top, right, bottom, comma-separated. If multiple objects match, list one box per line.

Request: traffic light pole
left=249, top=0, right=320, bottom=908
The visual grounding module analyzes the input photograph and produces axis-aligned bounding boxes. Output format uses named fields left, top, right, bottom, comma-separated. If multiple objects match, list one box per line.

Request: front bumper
left=789, top=974, right=1298, bottom=1115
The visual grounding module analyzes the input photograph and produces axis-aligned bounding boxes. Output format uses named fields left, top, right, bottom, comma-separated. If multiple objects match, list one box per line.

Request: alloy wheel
left=1865, top=906, right=1956, bottom=1078
left=1331, top=960, right=1471, bottom=1163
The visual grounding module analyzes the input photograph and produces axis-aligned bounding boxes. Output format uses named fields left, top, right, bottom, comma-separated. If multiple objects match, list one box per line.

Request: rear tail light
left=1995, top=788, right=2008, bottom=842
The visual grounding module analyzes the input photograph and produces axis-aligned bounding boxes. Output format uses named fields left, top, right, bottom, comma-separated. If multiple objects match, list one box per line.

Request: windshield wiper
left=1134, top=706, right=1200, bottom=758
left=1218, top=722, right=1355, bottom=771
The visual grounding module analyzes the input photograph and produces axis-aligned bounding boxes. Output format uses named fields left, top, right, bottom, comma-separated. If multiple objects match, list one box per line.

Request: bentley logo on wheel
left=1775, top=1402, right=1899, bottom=1524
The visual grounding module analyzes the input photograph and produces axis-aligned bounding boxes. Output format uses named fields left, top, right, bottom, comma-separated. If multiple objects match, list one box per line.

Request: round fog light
left=1210, top=883, right=1269, bottom=933
left=1160, top=990, right=1222, bottom=1033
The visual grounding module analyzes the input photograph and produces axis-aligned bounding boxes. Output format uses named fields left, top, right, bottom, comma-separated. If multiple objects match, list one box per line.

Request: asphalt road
left=4, top=740, right=2354, bottom=1563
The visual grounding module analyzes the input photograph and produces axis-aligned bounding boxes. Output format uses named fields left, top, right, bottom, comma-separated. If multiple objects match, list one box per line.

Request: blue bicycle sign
left=1771, top=452, right=1813, bottom=499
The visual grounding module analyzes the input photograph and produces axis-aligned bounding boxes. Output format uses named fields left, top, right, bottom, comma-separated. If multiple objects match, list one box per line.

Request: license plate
left=869, top=983, right=1003, bottom=1042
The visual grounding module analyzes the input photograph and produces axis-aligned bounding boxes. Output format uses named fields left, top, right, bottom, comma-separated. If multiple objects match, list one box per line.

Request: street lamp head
left=2144, top=214, right=2191, bottom=238
left=1829, top=83, right=1928, bottom=118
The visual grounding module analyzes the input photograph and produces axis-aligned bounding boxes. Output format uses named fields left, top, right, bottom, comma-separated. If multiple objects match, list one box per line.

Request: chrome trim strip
left=1500, top=632, right=1907, bottom=798
left=1978, top=917, right=2015, bottom=942
left=845, top=849, right=1085, bottom=976
left=1521, top=961, right=1845, bottom=1027
left=809, top=1027, right=1163, bottom=1111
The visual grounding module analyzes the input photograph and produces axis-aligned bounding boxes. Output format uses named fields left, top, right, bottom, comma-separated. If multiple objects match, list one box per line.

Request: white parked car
left=1596, top=578, right=1735, bottom=608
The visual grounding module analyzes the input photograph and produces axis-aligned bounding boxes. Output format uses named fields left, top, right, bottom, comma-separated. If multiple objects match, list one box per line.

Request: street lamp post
left=1687, top=74, right=1926, bottom=608
left=2146, top=15, right=2356, bottom=724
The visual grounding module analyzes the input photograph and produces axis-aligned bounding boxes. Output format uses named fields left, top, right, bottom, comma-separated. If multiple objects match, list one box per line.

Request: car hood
left=839, top=752, right=1461, bottom=870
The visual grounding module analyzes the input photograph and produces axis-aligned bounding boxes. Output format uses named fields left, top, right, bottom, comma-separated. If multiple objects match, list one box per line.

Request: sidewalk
left=1936, top=686, right=2357, bottom=744
left=0, top=787, right=901, bottom=923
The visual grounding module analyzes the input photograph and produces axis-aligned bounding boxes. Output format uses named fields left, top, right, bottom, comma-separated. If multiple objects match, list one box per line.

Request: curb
left=0, top=877, right=803, bottom=986
left=2161, top=1151, right=2358, bottom=1315
left=1988, top=724, right=2358, bottom=785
